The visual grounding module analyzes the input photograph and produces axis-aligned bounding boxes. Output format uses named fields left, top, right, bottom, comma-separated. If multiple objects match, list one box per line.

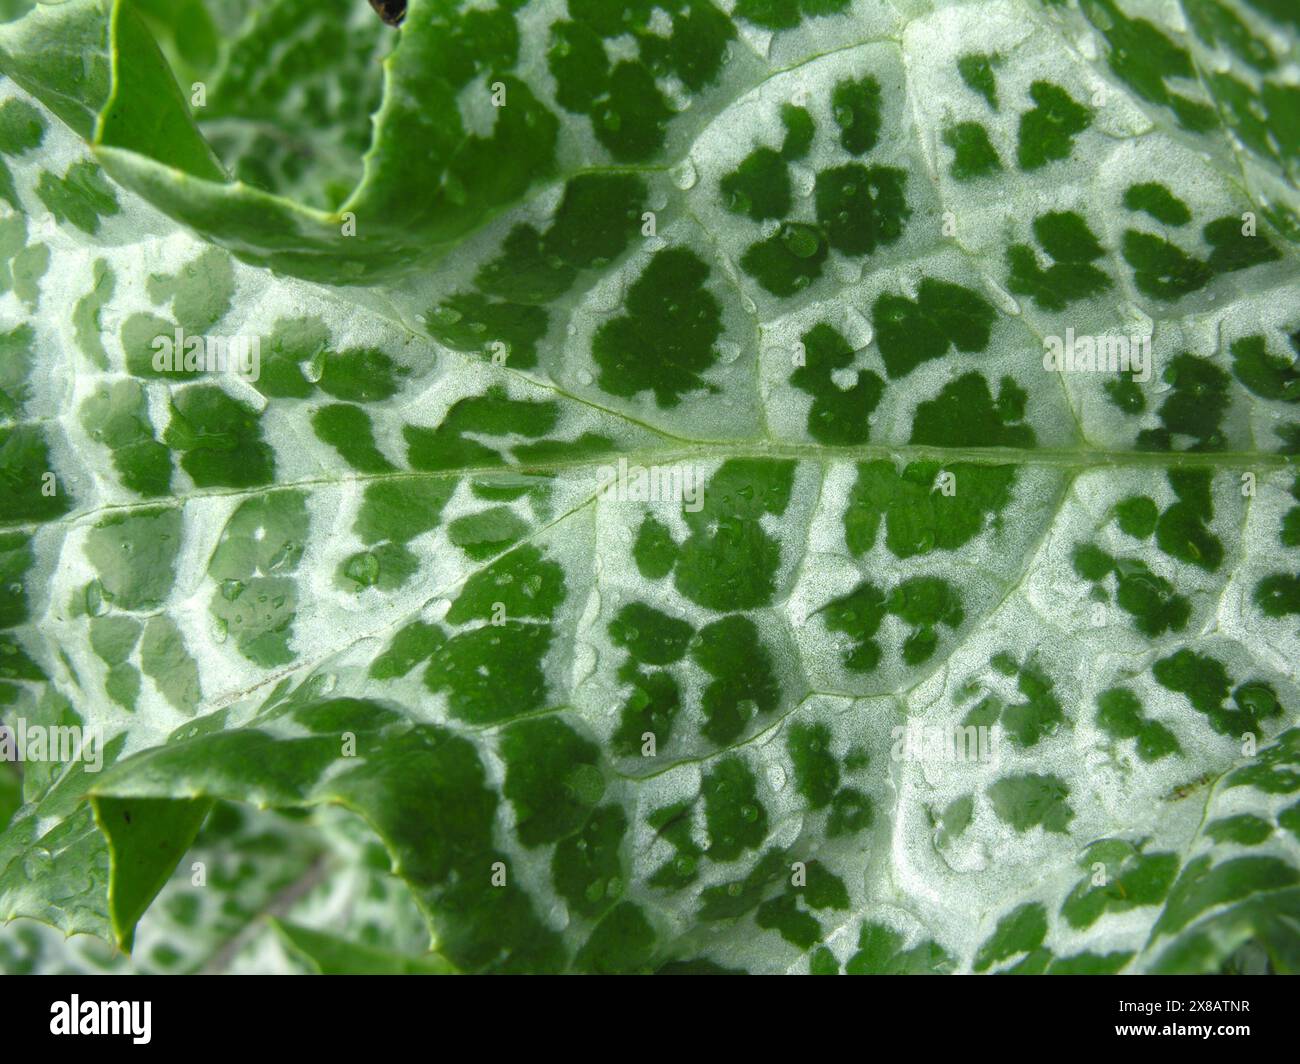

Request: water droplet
left=345, top=551, right=381, bottom=587
left=781, top=224, right=821, bottom=259
left=573, top=642, right=597, bottom=686
left=790, top=163, right=815, bottom=198
left=567, top=764, right=605, bottom=806
left=670, top=158, right=697, bottom=190
left=267, top=542, right=298, bottom=571
left=300, top=356, right=324, bottom=383
left=430, top=305, right=463, bottom=327
left=983, top=278, right=1021, bottom=316
left=442, top=174, right=467, bottom=206
left=309, top=672, right=337, bottom=697
left=663, top=82, right=692, bottom=113
left=85, top=580, right=109, bottom=617
left=736, top=24, right=773, bottom=60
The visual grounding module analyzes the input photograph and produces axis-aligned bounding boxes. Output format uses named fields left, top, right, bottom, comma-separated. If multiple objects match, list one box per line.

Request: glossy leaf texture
left=1, top=0, right=1298, bottom=974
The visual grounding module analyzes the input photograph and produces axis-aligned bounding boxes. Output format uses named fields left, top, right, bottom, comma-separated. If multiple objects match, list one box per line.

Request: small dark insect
left=1163, top=771, right=1214, bottom=802
left=368, top=0, right=406, bottom=26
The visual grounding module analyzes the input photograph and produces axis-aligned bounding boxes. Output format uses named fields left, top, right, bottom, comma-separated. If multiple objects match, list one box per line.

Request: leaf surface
left=1, top=0, right=1298, bottom=974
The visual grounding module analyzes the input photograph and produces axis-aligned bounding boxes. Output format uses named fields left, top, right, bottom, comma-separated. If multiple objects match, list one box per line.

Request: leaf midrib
left=5, top=440, right=1291, bottom=538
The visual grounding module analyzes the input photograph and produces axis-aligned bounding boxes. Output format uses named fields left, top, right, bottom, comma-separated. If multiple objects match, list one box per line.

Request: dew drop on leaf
left=670, top=159, right=697, bottom=190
